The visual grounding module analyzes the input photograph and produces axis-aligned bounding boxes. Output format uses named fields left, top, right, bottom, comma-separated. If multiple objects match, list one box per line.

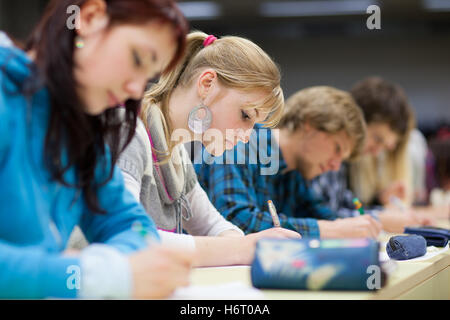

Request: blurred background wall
left=1, top=0, right=449, bottom=136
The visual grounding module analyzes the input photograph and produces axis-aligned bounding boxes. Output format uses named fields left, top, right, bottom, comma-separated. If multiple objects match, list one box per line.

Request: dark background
left=1, top=0, right=449, bottom=136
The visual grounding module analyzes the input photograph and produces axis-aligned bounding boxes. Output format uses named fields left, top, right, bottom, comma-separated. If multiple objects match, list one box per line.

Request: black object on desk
left=404, top=226, right=450, bottom=247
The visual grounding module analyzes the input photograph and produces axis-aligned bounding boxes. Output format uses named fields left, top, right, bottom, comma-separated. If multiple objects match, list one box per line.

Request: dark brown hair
left=350, top=77, right=414, bottom=140
left=25, top=0, right=188, bottom=214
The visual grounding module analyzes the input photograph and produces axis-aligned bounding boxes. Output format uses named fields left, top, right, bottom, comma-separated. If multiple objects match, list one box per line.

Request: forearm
left=217, top=229, right=243, bottom=237
left=159, top=230, right=247, bottom=267
left=316, top=220, right=339, bottom=238
left=192, top=236, right=249, bottom=267
left=0, top=241, right=80, bottom=299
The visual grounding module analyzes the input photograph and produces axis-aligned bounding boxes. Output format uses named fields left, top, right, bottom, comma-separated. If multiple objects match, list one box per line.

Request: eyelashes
left=132, top=50, right=142, bottom=68
left=241, top=110, right=251, bottom=121
left=133, top=49, right=161, bottom=88
left=335, top=142, right=341, bottom=155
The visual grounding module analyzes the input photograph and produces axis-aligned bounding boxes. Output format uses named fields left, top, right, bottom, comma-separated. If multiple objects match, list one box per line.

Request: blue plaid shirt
left=193, top=125, right=336, bottom=238
left=310, top=164, right=381, bottom=219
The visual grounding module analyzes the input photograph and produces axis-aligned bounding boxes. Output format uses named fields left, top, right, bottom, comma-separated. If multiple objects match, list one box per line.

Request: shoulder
left=0, top=46, right=32, bottom=89
left=120, top=117, right=153, bottom=160
left=0, top=47, right=38, bottom=116
left=135, top=117, right=153, bottom=156
left=135, top=118, right=154, bottom=173
left=408, top=129, right=427, bottom=151
left=118, top=118, right=154, bottom=176
left=0, top=47, right=32, bottom=161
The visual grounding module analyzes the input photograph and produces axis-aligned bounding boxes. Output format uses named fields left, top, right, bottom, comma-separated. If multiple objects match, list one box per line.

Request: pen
left=267, top=200, right=281, bottom=227
left=132, top=221, right=156, bottom=244
left=353, top=197, right=365, bottom=215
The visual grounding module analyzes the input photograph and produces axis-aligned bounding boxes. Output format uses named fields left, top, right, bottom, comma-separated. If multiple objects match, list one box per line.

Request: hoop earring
left=188, top=103, right=212, bottom=134
left=75, top=36, right=85, bottom=49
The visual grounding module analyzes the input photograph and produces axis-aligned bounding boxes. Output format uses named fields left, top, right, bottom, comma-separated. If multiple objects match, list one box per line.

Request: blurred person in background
left=195, top=86, right=386, bottom=239
left=311, top=77, right=434, bottom=233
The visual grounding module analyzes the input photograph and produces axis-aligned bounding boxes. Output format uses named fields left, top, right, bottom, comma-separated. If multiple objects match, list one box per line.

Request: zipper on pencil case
left=388, top=237, right=398, bottom=251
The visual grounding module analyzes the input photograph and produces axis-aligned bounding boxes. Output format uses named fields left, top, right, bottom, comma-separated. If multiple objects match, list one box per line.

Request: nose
left=372, top=145, right=383, bottom=156
left=124, top=78, right=147, bottom=100
left=329, top=158, right=342, bottom=172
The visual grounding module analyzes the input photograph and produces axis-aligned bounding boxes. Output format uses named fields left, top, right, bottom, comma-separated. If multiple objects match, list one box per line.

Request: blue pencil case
left=251, top=238, right=381, bottom=291
left=386, top=235, right=427, bottom=260
left=404, top=226, right=449, bottom=247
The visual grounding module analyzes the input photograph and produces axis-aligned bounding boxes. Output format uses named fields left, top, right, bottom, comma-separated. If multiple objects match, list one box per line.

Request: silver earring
left=188, top=103, right=212, bottom=134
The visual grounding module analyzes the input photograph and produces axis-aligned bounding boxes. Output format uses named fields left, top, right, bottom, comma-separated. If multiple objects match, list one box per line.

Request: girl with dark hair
left=0, top=0, right=192, bottom=299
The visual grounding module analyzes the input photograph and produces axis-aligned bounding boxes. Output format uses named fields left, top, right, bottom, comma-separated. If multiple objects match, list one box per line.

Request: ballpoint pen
left=267, top=200, right=281, bottom=227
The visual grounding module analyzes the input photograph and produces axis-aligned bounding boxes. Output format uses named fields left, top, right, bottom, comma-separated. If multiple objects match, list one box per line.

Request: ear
left=76, top=0, right=109, bottom=37
left=196, top=68, right=218, bottom=103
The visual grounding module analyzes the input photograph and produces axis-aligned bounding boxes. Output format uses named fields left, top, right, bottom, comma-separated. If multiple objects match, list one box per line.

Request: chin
left=303, top=169, right=322, bottom=181
left=81, top=95, right=111, bottom=115
left=84, top=109, right=102, bottom=116
left=302, top=173, right=314, bottom=181
left=204, top=142, right=226, bottom=157
left=81, top=102, right=101, bottom=115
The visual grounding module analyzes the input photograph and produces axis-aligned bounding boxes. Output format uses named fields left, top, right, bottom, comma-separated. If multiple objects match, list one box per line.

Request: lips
left=107, top=91, right=124, bottom=107
left=319, top=164, right=325, bottom=174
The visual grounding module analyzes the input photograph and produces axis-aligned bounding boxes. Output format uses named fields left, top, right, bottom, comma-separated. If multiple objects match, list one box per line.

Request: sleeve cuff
left=79, top=244, right=133, bottom=299
left=287, top=218, right=321, bottom=239
left=157, top=230, right=196, bottom=250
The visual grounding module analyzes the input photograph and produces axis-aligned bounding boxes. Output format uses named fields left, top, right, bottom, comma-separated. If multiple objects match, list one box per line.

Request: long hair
left=349, top=77, right=415, bottom=205
left=25, top=0, right=188, bottom=214
left=141, top=30, right=284, bottom=161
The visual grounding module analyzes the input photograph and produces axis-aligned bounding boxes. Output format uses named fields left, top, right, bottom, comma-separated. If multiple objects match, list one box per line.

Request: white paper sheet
left=379, top=243, right=449, bottom=262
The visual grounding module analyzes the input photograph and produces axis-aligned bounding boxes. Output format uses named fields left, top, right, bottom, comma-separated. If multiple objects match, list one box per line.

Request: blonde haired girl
left=117, top=31, right=300, bottom=267
left=142, top=31, right=284, bottom=157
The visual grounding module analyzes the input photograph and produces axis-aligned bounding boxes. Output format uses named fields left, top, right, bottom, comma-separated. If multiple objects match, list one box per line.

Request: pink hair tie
left=203, top=35, right=217, bottom=47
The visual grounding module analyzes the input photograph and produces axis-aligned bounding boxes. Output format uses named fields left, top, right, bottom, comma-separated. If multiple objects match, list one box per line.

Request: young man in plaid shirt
left=310, top=78, right=434, bottom=233
left=194, top=86, right=383, bottom=238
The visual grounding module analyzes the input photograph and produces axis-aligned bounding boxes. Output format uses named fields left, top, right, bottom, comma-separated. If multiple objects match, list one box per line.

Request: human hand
left=246, top=227, right=301, bottom=243
left=379, top=209, right=435, bottom=233
left=318, top=215, right=382, bottom=238
left=379, top=181, right=406, bottom=206
left=128, top=245, right=195, bottom=299
left=238, top=228, right=301, bottom=264
left=412, top=205, right=450, bottom=219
